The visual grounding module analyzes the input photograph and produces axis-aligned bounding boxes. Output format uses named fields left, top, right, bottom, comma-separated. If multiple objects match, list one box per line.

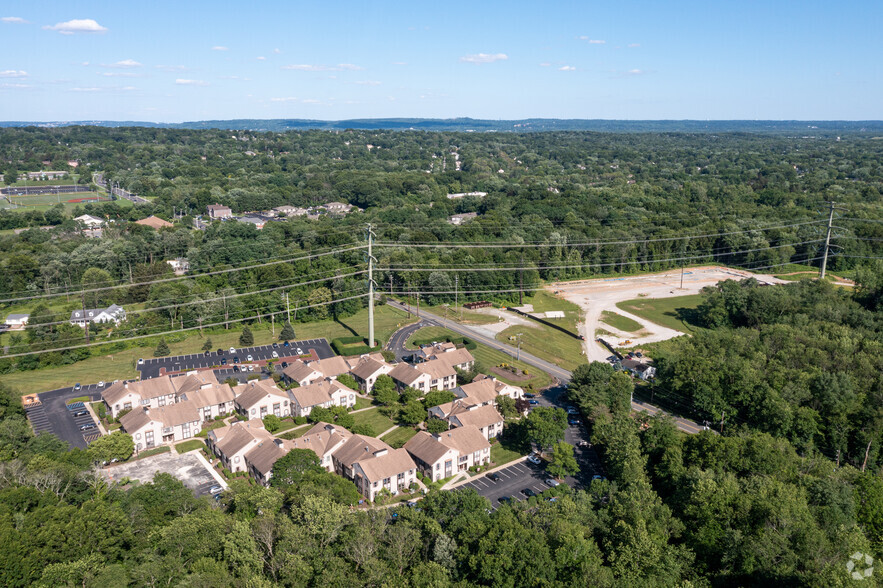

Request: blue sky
left=0, top=0, right=879, bottom=121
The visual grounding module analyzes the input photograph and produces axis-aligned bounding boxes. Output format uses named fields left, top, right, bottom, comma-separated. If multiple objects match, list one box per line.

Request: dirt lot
left=548, top=266, right=787, bottom=362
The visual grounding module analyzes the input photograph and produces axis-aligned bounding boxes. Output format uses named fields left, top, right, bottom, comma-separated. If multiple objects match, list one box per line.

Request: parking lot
left=24, top=385, right=104, bottom=449
left=459, top=459, right=554, bottom=507
left=137, top=338, right=334, bottom=379
left=103, top=449, right=224, bottom=497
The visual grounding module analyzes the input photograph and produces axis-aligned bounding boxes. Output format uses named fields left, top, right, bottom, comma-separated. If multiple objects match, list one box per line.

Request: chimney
left=373, top=448, right=388, bottom=457
left=432, top=433, right=442, bottom=441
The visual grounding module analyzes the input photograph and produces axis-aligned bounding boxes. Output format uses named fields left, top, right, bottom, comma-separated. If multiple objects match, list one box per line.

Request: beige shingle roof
left=436, top=425, right=490, bottom=455
left=287, top=422, right=353, bottom=459
left=180, top=383, right=234, bottom=409
left=450, top=404, right=503, bottom=430
left=119, top=406, right=152, bottom=432
left=233, top=380, right=287, bottom=410
left=456, top=378, right=497, bottom=404
left=281, top=360, right=322, bottom=383
left=404, top=431, right=454, bottom=464
left=103, top=376, right=177, bottom=406
left=426, top=347, right=474, bottom=369
left=334, top=435, right=392, bottom=469
left=350, top=358, right=389, bottom=380
left=172, top=371, right=219, bottom=395
left=214, top=419, right=273, bottom=457
left=415, top=358, right=456, bottom=380
left=119, top=401, right=201, bottom=432
left=354, top=448, right=416, bottom=483
left=389, top=363, right=424, bottom=385
left=308, top=356, right=350, bottom=379
left=244, top=439, right=291, bottom=476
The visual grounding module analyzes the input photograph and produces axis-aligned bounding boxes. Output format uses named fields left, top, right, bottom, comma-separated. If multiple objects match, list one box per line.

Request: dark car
left=568, top=418, right=580, bottom=426
left=233, top=356, right=240, bottom=363
left=272, top=342, right=279, bottom=349
left=217, top=349, right=224, bottom=355
left=204, top=351, right=210, bottom=357
left=523, top=393, right=535, bottom=399
left=71, top=410, right=88, bottom=417
left=283, top=341, right=290, bottom=348
left=488, top=472, right=501, bottom=482
left=233, top=366, right=240, bottom=373
left=281, top=361, right=288, bottom=368
left=498, top=496, right=514, bottom=505
left=528, top=399, right=539, bottom=406
left=220, top=358, right=227, bottom=365
left=521, top=488, right=537, bottom=498
left=79, top=423, right=96, bottom=431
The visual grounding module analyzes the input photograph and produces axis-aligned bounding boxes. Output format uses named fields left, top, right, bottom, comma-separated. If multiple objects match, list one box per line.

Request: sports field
left=1, top=191, right=110, bottom=211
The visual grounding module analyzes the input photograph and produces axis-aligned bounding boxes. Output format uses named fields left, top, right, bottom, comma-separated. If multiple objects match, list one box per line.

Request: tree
left=263, top=414, right=281, bottom=433
left=547, top=442, right=578, bottom=479
left=526, top=407, right=568, bottom=452
left=239, top=326, right=254, bottom=346
left=307, top=287, right=333, bottom=320
left=424, top=390, right=456, bottom=409
left=154, top=337, right=170, bottom=357
left=496, top=396, right=519, bottom=419
left=87, top=432, right=134, bottom=463
left=280, top=321, right=295, bottom=341
left=336, top=373, right=359, bottom=391
left=270, top=448, right=323, bottom=487
left=426, top=418, right=449, bottom=435
left=351, top=423, right=375, bottom=436
left=399, top=401, right=427, bottom=426
left=373, top=375, right=399, bottom=405
left=201, top=338, right=213, bottom=353
left=400, top=386, right=421, bottom=404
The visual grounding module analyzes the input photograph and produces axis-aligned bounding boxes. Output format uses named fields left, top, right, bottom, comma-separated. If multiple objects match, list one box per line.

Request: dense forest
left=0, top=127, right=881, bottom=372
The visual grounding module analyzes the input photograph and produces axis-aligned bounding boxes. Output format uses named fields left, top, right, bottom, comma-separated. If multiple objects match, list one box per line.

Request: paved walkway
left=378, top=425, right=399, bottom=438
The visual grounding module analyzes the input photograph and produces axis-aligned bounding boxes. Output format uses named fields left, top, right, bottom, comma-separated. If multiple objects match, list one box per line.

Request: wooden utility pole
left=81, top=291, right=90, bottom=345
left=271, top=313, right=275, bottom=335
left=285, top=292, right=291, bottom=324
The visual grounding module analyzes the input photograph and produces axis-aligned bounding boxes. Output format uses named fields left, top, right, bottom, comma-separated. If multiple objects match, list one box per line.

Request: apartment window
left=435, top=463, right=440, bottom=470
left=250, top=408, right=256, bottom=416
left=182, top=423, right=191, bottom=438
left=162, top=427, right=173, bottom=434
left=397, top=472, right=405, bottom=481
left=135, top=433, right=141, bottom=440
left=140, top=399, right=150, bottom=406
left=383, top=477, right=391, bottom=485
left=158, top=397, right=166, bottom=407
left=123, top=402, right=131, bottom=410
left=234, top=456, right=240, bottom=463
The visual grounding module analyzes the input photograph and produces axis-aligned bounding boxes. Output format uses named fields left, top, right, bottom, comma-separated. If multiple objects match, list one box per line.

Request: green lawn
left=599, top=311, right=645, bottom=333
left=406, top=326, right=552, bottom=391
left=0, top=304, right=416, bottom=393
left=420, top=303, right=502, bottom=325
left=491, top=442, right=525, bottom=467
left=353, top=396, right=374, bottom=410
left=616, top=294, right=706, bottom=334
left=274, top=417, right=299, bottom=433
left=175, top=439, right=206, bottom=454
left=351, top=407, right=395, bottom=436
left=381, top=426, right=418, bottom=448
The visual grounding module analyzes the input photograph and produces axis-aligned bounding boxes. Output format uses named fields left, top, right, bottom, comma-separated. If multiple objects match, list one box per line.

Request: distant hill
left=1, top=118, right=881, bottom=134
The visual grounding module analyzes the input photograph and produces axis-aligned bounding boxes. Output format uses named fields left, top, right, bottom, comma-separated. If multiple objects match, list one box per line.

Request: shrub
left=153, top=338, right=170, bottom=357
left=263, top=414, right=282, bottom=433
left=294, top=416, right=308, bottom=425
left=239, top=326, right=254, bottom=346
left=330, top=336, right=382, bottom=356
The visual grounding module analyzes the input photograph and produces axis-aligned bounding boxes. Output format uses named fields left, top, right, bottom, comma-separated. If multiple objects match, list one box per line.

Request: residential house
left=207, top=419, right=274, bottom=473
left=273, top=205, right=307, bottom=217
left=332, top=434, right=394, bottom=481
left=351, top=448, right=418, bottom=502
left=74, top=214, right=105, bottom=228
left=287, top=379, right=357, bottom=418
left=446, top=192, right=487, bottom=199
left=621, top=358, right=656, bottom=380
left=306, top=355, right=352, bottom=380
left=121, top=402, right=202, bottom=451
left=414, top=359, right=458, bottom=391
left=405, top=426, right=491, bottom=482
left=4, top=314, right=29, bottom=329
left=422, top=344, right=475, bottom=372
left=456, top=375, right=524, bottom=404
left=134, top=215, right=173, bottom=229
left=244, top=438, right=295, bottom=486
left=447, top=212, right=478, bottom=226
left=322, top=201, right=356, bottom=214
left=236, top=216, right=266, bottom=229
left=285, top=422, right=353, bottom=472
left=178, top=383, right=235, bottom=421
left=166, top=258, right=189, bottom=275
left=350, top=357, right=393, bottom=393
left=233, top=379, right=290, bottom=419
left=388, top=362, right=432, bottom=394
left=207, top=204, right=233, bottom=219
left=102, top=376, right=178, bottom=419
left=430, top=400, right=504, bottom=440
left=281, top=360, right=324, bottom=387
left=70, top=304, right=126, bottom=327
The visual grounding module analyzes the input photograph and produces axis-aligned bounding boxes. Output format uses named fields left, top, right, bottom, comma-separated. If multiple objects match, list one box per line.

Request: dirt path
left=548, top=266, right=788, bottom=362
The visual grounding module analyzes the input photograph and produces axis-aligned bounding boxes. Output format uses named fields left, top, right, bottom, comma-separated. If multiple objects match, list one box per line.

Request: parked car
left=283, top=341, right=290, bottom=348
left=592, top=475, right=606, bottom=481
left=217, top=349, right=224, bottom=355
left=527, top=454, right=542, bottom=465
left=97, top=381, right=105, bottom=388
left=271, top=351, right=279, bottom=358
left=73, top=383, right=81, bottom=391
left=204, top=351, right=210, bottom=357
left=577, top=440, right=591, bottom=447
left=71, top=410, right=88, bottom=417
left=137, top=358, right=144, bottom=365
left=498, top=496, right=514, bottom=505
left=233, top=356, right=240, bottom=363
left=272, top=342, right=279, bottom=349
left=246, top=355, right=253, bottom=362
left=523, top=393, right=535, bottom=398
left=233, top=366, right=240, bottom=373
left=528, top=399, right=539, bottom=406
left=208, top=485, right=223, bottom=495
left=521, top=488, right=537, bottom=497
left=296, top=348, right=303, bottom=355
left=488, top=472, right=501, bottom=482
left=248, top=365, right=255, bottom=372
left=229, top=347, right=236, bottom=354
left=79, top=423, right=96, bottom=431
left=545, top=478, right=560, bottom=487
left=636, top=352, right=643, bottom=358
left=220, top=358, right=227, bottom=365
left=568, top=418, right=580, bottom=426
left=566, top=407, right=579, bottom=415
left=281, top=361, right=288, bottom=368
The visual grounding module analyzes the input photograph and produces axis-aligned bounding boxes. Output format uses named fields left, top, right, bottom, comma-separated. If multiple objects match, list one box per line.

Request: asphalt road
left=385, top=299, right=704, bottom=434
left=137, top=338, right=334, bottom=379
left=385, top=319, right=439, bottom=360
left=460, top=460, right=553, bottom=506
left=26, top=384, right=104, bottom=449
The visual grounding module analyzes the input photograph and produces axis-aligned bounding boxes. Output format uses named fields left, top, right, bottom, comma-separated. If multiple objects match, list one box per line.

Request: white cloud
left=0, top=70, right=28, bottom=78
left=101, top=71, right=140, bottom=77
left=539, top=62, right=551, bottom=67
left=578, top=36, right=605, bottom=44
left=257, top=56, right=266, bottom=61
left=81, top=62, right=90, bottom=66
left=627, top=69, right=645, bottom=75
left=211, top=46, right=228, bottom=51
left=155, top=64, right=188, bottom=71
left=354, top=80, right=381, bottom=86
left=43, top=19, right=107, bottom=34
left=270, top=97, right=297, bottom=102
left=70, top=87, right=102, bottom=92
left=301, top=98, right=321, bottom=104
left=282, top=63, right=363, bottom=71
left=628, top=43, right=640, bottom=48
left=1, top=16, right=28, bottom=24
left=393, top=61, right=407, bottom=66
left=175, top=78, right=209, bottom=86
left=273, top=48, right=281, bottom=54
left=460, top=53, right=508, bottom=64
left=559, top=65, right=576, bottom=71
left=0, top=83, right=30, bottom=89
left=105, top=59, right=141, bottom=68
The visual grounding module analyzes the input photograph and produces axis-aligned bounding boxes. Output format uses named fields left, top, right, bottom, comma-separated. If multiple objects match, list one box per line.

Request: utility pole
left=416, top=293, right=420, bottom=318
left=519, top=255, right=524, bottom=305
left=389, top=275, right=393, bottom=297
left=366, top=224, right=377, bottom=348
left=516, top=333, right=522, bottom=361
left=285, top=292, right=291, bottom=324
left=455, top=275, right=459, bottom=317
left=820, top=201, right=843, bottom=280
left=719, top=411, right=725, bottom=434
left=271, top=313, right=275, bottom=335
left=680, top=265, right=685, bottom=290
left=81, top=290, right=90, bottom=345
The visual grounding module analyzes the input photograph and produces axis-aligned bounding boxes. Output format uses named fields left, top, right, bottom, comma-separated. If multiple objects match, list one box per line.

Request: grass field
left=616, top=294, right=706, bottom=334
left=599, top=311, right=645, bottom=333
left=406, top=326, right=553, bottom=391
left=419, top=303, right=502, bottom=325
left=351, top=407, right=396, bottom=436
left=380, top=426, right=418, bottom=448
left=1, top=191, right=110, bottom=212
left=353, top=396, right=374, bottom=410
left=491, top=441, right=525, bottom=466
left=175, top=439, right=206, bottom=454
left=0, top=304, right=416, bottom=393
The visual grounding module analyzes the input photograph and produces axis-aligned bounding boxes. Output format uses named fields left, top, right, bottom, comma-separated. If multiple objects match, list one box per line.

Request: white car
left=527, top=454, right=542, bottom=465
left=137, top=358, right=144, bottom=365
left=246, top=355, right=253, bottom=362
left=229, top=347, right=236, bottom=354
left=296, top=348, right=303, bottom=355
left=545, top=478, right=560, bottom=487
left=271, top=351, right=279, bottom=358
left=97, top=381, right=105, bottom=388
